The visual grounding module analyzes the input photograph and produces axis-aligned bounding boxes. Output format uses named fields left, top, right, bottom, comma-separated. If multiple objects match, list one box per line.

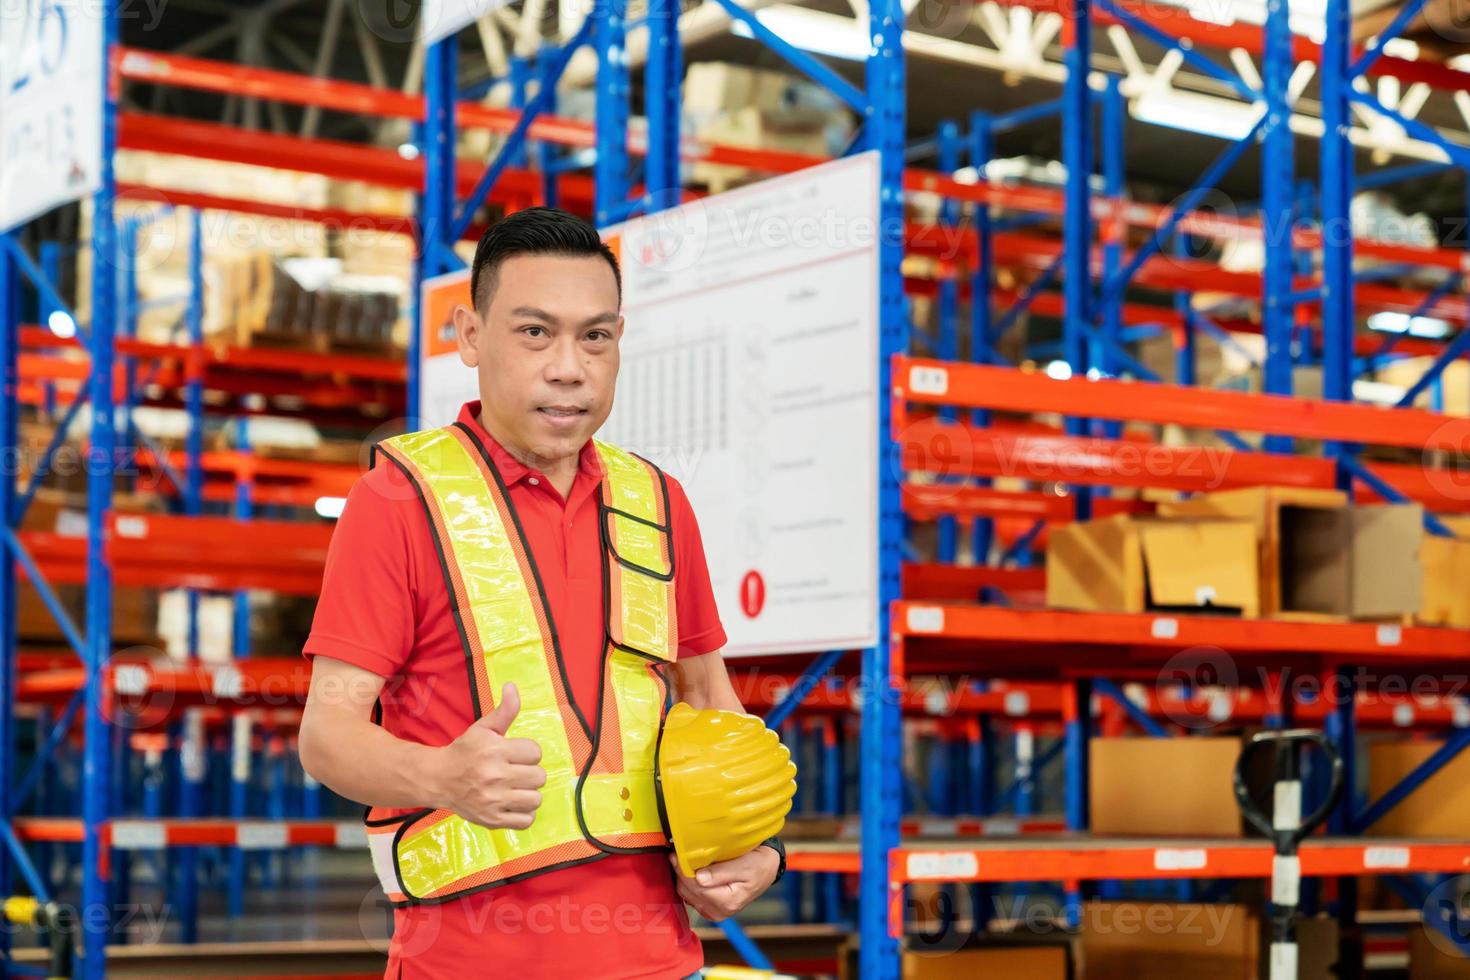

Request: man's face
left=453, top=253, right=623, bottom=462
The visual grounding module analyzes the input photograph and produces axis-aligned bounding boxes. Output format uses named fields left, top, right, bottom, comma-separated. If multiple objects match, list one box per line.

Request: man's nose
left=545, top=335, right=587, bottom=384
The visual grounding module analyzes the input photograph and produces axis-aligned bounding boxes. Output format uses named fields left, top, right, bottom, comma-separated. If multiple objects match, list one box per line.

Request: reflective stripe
left=365, top=428, right=674, bottom=904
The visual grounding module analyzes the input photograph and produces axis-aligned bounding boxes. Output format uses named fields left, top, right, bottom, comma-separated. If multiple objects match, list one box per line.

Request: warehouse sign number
left=0, top=0, right=102, bottom=232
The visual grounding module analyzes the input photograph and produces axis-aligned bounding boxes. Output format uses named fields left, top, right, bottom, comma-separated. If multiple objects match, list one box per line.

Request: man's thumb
left=481, top=682, right=520, bottom=735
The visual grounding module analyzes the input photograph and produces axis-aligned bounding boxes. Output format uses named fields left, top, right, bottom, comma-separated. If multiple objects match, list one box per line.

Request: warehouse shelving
left=4, top=0, right=1470, bottom=977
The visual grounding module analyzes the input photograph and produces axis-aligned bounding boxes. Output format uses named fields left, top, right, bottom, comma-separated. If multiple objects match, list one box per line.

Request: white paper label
left=237, top=822, right=289, bottom=850
left=981, top=818, right=1019, bottom=836
left=334, top=822, right=369, bottom=848
left=1002, top=691, right=1030, bottom=716
left=1272, top=854, right=1301, bottom=907
left=1151, top=617, right=1179, bottom=639
left=1206, top=690, right=1234, bottom=723
left=1154, top=848, right=1207, bottom=871
left=113, top=664, right=148, bottom=697
left=924, top=691, right=948, bottom=716
left=909, top=366, right=950, bottom=396
left=907, top=606, right=945, bottom=634
left=1363, top=846, right=1410, bottom=870
left=906, top=851, right=979, bottom=880
left=1454, top=701, right=1470, bottom=729
left=112, top=821, right=166, bottom=850
left=1393, top=703, right=1416, bottom=727
left=114, top=515, right=148, bottom=539
left=231, top=713, right=253, bottom=783
left=917, top=819, right=953, bottom=837
left=55, top=510, right=87, bottom=537
left=212, top=665, right=243, bottom=700
left=1376, top=624, right=1402, bottom=647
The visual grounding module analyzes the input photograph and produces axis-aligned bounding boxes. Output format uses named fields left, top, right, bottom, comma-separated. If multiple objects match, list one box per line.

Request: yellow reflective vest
left=363, top=421, right=678, bottom=905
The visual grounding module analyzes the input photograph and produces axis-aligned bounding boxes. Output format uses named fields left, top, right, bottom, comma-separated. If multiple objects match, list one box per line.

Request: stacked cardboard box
left=684, top=62, right=854, bottom=193
left=1049, top=487, right=1460, bottom=625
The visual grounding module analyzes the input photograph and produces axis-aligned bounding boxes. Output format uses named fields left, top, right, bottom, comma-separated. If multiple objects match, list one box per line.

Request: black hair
left=469, top=206, right=621, bottom=312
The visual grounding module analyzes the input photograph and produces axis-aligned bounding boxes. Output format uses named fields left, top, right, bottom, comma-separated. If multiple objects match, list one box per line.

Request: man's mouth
left=537, top=406, right=587, bottom=418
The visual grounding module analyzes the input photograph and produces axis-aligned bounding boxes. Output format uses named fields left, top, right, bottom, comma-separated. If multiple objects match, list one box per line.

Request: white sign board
left=417, top=268, right=475, bottom=429
left=601, top=152, right=881, bottom=656
left=419, top=0, right=509, bottom=44
left=0, top=0, right=103, bottom=232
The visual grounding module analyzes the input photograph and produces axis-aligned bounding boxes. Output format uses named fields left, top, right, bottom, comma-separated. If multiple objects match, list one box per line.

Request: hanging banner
left=419, top=0, right=511, bottom=45
left=418, top=268, right=477, bottom=428
left=0, top=0, right=104, bottom=232
left=601, top=152, right=882, bottom=657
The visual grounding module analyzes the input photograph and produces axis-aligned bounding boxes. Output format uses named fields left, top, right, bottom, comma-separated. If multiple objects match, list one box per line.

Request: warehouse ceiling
left=120, top=0, right=1470, bottom=236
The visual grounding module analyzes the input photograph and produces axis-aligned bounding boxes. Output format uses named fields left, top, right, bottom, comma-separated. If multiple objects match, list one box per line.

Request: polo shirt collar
left=455, top=400, right=604, bottom=486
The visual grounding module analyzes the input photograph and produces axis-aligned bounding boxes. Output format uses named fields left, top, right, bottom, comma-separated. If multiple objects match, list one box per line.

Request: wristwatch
left=760, top=836, right=786, bottom=884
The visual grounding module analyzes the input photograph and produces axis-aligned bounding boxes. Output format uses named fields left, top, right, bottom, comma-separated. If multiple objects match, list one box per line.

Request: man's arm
left=299, top=656, right=546, bottom=829
left=669, top=647, right=744, bottom=712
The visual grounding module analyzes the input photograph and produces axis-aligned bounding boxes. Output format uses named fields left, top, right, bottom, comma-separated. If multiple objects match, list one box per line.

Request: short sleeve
left=666, top=474, right=727, bottom=659
left=302, top=464, right=418, bottom=678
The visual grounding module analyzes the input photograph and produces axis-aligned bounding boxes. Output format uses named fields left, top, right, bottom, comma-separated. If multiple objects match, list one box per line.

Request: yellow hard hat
left=657, top=704, right=797, bottom=877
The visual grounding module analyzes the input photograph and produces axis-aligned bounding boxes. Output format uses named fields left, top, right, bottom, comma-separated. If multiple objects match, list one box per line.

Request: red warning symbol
left=739, top=571, right=766, bottom=619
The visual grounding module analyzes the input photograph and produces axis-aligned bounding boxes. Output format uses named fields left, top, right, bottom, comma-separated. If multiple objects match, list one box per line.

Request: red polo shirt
left=303, top=401, right=726, bottom=980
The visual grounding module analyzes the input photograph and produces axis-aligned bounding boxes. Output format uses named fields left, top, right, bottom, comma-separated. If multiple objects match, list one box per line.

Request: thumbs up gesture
left=437, top=683, right=547, bottom=830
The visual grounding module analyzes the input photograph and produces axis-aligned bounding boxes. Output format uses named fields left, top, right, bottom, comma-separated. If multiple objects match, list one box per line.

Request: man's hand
left=670, top=846, right=780, bottom=921
left=434, top=683, right=546, bottom=830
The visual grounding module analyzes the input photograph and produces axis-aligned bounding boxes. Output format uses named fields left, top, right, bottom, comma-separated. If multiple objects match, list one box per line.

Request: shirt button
left=528, top=477, right=539, bottom=486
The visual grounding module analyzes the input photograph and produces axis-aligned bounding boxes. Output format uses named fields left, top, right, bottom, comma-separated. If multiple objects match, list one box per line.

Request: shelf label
left=114, top=516, right=148, bottom=539
left=1154, top=848, right=1207, bottom=871
left=981, top=818, right=1019, bottom=836
left=1393, top=703, right=1415, bottom=727
left=1003, top=691, right=1030, bottom=716
left=1376, top=624, right=1402, bottom=647
left=909, top=366, right=949, bottom=396
left=906, top=606, right=945, bottom=634
left=1151, top=618, right=1179, bottom=640
left=334, top=823, right=369, bottom=848
left=923, top=691, right=948, bottom=716
left=238, top=822, right=289, bottom=850
left=1363, top=846, right=1410, bottom=870
left=212, top=665, right=243, bottom=700
left=113, top=664, right=149, bottom=697
left=906, top=851, right=979, bottom=880
left=112, top=821, right=166, bottom=850
left=917, top=819, right=954, bottom=837
left=1453, top=701, right=1470, bottom=729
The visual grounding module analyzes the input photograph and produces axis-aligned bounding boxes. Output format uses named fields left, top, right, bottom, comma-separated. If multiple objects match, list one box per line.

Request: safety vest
left=363, top=420, right=678, bottom=906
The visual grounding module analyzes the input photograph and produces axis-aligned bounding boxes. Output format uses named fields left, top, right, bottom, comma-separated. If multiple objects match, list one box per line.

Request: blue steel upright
left=0, top=203, right=18, bottom=974
left=84, top=1, right=122, bottom=974
left=1262, top=0, right=1295, bottom=453
left=861, top=0, right=907, bottom=973
left=593, top=0, right=631, bottom=225
left=1061, top=0, right=1093, bottom=521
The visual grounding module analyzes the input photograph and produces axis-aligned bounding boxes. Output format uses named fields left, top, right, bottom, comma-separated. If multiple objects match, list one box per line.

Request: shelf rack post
left=593, top=0, right=631, bottom=226
left=0, top=198, right=18, bottom=973
left=1061, top=0, right=1094, bottom=520
left=1262, top=0, right=1296, bottom=453
left=968, top=111, right=995, bottom=564
left=83, top=1, right=122, bottom=975
left=861, top=0, right=908, bottom=972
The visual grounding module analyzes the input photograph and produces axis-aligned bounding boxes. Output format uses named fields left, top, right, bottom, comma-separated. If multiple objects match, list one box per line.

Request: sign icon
left=740, top=571, right=766, bottom=619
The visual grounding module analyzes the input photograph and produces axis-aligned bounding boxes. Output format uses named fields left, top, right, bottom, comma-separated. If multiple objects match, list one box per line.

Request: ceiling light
left=314, top=496, right=348, bottom=519
left=731, top=6, right=869, bottom=61
left=1367, top=311, right=1452, bottom=339
left=1133, top=91, right=1265, bottom=141
left=1045, top=360, right=1073, bottom=380
left=47, top=310, right=76, bottom=338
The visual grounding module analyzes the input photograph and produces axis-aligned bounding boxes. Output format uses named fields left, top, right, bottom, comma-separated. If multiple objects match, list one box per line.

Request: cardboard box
left=1089, top=738, right=1244, bottom=837
left=1421, top=524, right=1470, bottom=628
left=1410, top=926, right=1470, bottom=979
left=1279, top=503, right=1424, bottom=620
left=1081, top=902, right=1259, bottom=980
left=1159, top=487, right=1346, bottom=617
left=1365, top=739, right=1470, bottom=839
left=1046, top=515, right=1260, bottom=617
left=903, top=945, right=1069, bottom=979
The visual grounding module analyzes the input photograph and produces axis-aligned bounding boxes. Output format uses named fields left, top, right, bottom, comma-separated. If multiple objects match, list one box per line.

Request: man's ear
left=453, top=304, right=482, bottom=367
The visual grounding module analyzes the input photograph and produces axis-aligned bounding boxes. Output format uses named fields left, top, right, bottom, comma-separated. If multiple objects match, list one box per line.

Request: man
left=299, top=207, right=783, bottom=979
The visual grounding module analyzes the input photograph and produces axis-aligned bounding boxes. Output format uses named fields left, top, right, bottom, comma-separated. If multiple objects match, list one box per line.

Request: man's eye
left=587, top=330, right=610, bottom=342
left=522, top=326, right=547, bottom=337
